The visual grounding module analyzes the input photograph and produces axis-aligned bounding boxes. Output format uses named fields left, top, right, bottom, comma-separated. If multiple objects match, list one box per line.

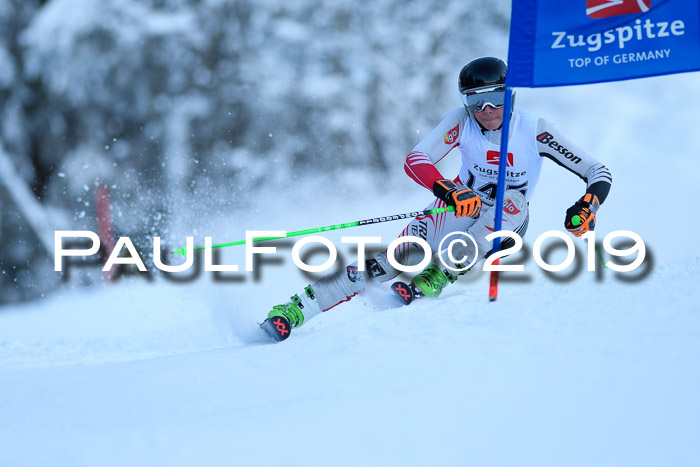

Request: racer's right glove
left=432, top=179, right=481, bottom=219
left=564, top=193, right=600, bottom=237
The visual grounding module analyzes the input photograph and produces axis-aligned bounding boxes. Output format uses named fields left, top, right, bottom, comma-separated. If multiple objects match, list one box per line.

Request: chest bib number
left=464, top=170, right=528, bottom=201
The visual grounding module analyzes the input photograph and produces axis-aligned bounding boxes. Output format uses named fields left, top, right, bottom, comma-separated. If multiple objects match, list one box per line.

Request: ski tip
left=260, top=316, right=292, bottom=342
left=390, top=281, right=414, bottom=306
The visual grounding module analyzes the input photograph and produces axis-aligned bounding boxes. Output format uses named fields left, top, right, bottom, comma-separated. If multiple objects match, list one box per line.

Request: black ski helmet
left=458, top=57, right=507, bottom=94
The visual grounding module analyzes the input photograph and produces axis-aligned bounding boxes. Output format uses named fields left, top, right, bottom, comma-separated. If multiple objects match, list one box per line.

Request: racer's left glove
left=565, top=193, right=600, bottom=237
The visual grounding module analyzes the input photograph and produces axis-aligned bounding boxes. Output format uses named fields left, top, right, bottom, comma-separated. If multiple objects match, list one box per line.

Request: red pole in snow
left=95, top=183, right=116, bottom=282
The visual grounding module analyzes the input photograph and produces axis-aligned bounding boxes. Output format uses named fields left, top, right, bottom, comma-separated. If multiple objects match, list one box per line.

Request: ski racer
left=261, top=56, right=612, bottom=341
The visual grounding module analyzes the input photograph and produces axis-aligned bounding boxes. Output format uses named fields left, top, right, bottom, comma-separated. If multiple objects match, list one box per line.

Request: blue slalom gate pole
left=488, top=86, right=514, bottom=302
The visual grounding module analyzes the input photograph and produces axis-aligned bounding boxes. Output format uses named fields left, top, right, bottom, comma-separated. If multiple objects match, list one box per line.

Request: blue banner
left=507, top=0, right=700, bottom=87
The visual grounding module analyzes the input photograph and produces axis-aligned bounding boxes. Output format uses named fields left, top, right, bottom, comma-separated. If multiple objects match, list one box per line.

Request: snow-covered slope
left=3, top=169, right=700, bottom=465
left=1, top=255, right=699, bottom=467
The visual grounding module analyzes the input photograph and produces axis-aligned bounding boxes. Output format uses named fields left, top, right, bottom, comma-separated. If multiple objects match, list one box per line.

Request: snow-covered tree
left=0, top=0, right=510, bottom=303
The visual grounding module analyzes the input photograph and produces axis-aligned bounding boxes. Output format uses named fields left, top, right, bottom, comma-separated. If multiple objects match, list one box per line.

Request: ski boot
left=391, top=264, right=459, bottom=306
left=260, top=286, right=319, bottom=342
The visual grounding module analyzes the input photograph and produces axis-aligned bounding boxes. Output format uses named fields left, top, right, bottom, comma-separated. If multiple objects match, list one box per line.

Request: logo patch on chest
left=486, top=150, right=514, bottom=167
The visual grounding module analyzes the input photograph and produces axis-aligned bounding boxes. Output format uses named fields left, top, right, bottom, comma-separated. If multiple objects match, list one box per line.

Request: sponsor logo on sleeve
left=586, top=0, right=651, bottom=19
left=536, top=131, right=582, bottom=164
left=444, top=123, right=459, bottom=144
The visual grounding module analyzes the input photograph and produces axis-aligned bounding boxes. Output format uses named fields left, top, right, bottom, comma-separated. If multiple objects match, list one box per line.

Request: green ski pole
left=172, top=205, right=456, bottom=255
left=572, top=215, right=608, bottom=269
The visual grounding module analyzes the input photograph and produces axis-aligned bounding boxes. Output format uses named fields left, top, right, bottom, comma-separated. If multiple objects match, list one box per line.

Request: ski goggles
left=460, top=85, right=506, bottom=112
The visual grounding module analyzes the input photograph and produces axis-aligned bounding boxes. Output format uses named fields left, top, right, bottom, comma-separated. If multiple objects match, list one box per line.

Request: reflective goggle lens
left=461, top=86, right=506, bottom=112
